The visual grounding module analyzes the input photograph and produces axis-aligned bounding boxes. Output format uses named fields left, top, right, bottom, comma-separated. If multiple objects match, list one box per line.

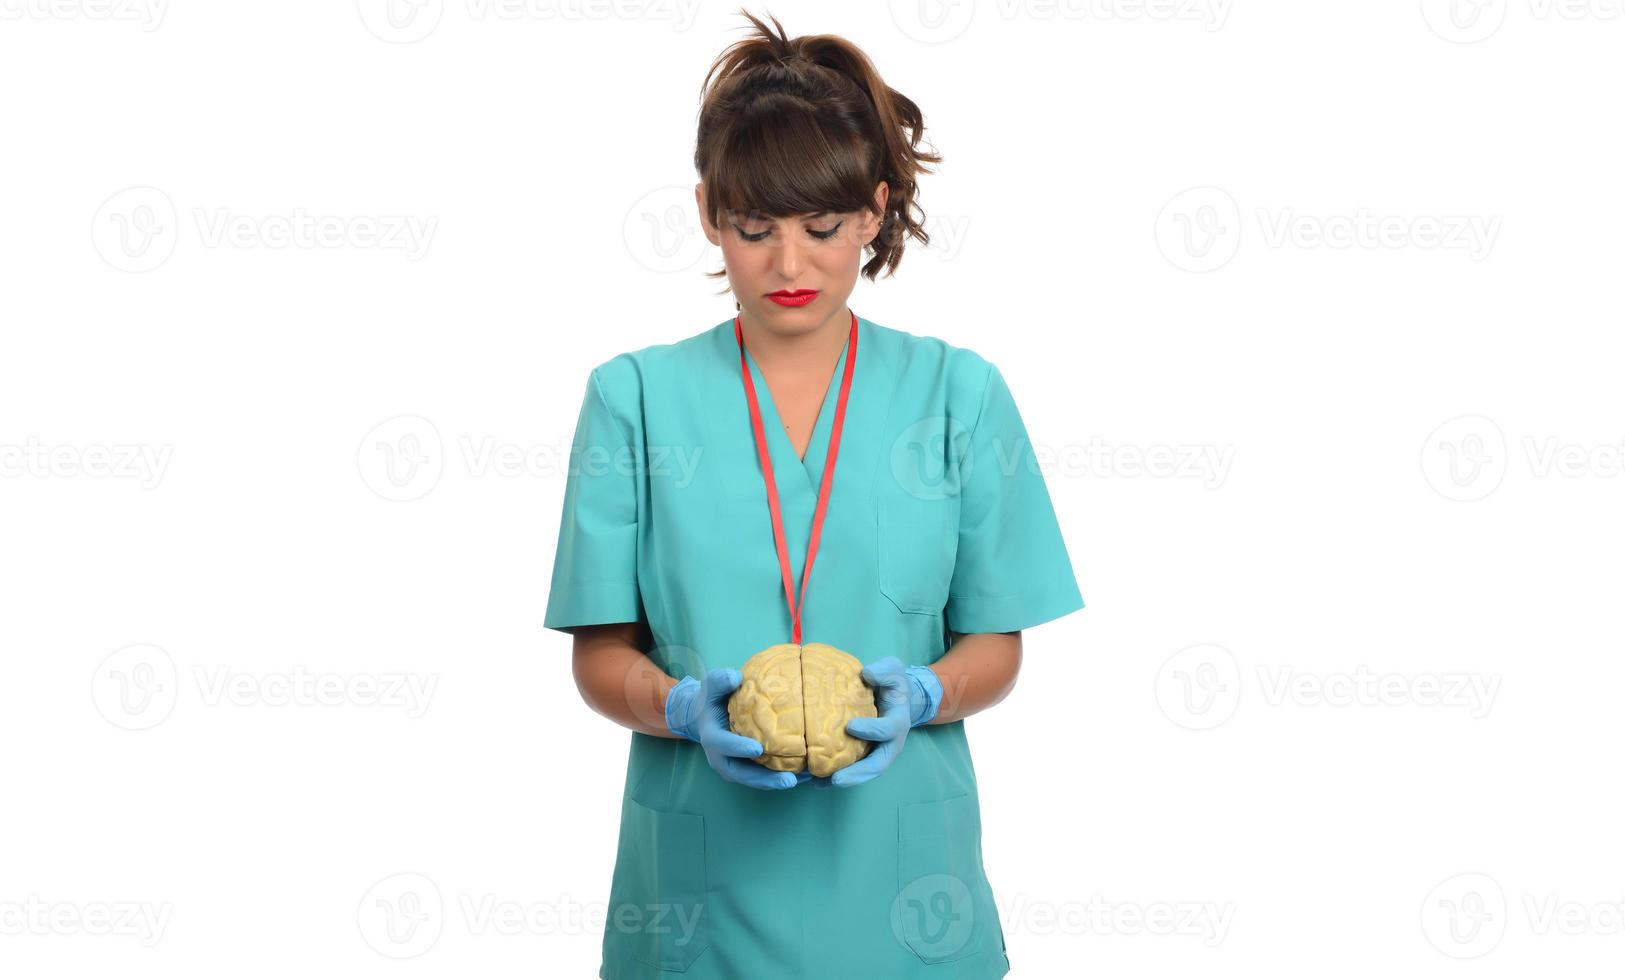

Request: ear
left=862, top=181, right=890, bottom=245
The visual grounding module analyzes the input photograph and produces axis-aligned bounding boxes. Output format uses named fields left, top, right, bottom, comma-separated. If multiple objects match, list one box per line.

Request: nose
left=773, top=231, right=805, bottom=280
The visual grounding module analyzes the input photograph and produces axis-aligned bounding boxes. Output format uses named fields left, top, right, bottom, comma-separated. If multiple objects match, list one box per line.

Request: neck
left=737, top=305, right=852, bottom=373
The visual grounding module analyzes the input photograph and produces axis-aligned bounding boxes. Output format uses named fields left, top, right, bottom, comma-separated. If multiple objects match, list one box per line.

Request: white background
left=3, top=1, right=1622, bottom=977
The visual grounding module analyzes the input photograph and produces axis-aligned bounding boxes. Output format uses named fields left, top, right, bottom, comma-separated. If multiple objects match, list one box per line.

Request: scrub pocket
left=614, top=798, right=709, bottom=973
left=876, top=494, right=958, bottom=616
left=894, top=793, right=1000, bottom=965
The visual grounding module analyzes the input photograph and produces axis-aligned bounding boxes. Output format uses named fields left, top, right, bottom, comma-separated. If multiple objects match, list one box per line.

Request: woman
left=544, top=12, right=1084, bottom=978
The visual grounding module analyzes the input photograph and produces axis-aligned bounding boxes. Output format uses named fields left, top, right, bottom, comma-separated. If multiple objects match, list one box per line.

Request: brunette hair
left=695, top=10, right=941, bottom=289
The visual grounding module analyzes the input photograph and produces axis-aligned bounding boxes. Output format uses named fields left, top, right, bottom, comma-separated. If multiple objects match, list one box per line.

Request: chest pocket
left=876, top=493, right=958, bottom=616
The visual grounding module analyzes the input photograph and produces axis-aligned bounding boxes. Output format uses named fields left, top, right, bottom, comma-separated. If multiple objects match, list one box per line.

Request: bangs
left=704, top=103, right=878, bottom=221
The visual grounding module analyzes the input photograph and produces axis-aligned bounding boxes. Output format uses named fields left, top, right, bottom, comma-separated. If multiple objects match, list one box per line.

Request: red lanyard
left=734, top=311, right=859, bottom=645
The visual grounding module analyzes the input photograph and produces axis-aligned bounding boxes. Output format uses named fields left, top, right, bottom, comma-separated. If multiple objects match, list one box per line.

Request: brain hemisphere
left=727, top=643, right=877, bottom=778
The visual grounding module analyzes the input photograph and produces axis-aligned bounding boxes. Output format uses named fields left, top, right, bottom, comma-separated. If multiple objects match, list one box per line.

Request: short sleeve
left=944, top=362, right=1084, bottom=634
left=543, top=367, right=643, bottom=633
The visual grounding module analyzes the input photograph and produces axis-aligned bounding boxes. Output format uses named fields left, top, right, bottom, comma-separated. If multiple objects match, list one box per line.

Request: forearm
left=570, top=622, right=682, bottom=738
left=923, top=630, right=1022, bottom=725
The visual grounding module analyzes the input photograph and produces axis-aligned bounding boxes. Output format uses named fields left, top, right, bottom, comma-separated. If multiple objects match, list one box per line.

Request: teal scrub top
left=544, top=315, right=1084, bottom=980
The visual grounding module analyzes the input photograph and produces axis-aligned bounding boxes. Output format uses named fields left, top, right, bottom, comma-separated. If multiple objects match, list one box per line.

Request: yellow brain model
left=727, top=643, right=877, bottom=778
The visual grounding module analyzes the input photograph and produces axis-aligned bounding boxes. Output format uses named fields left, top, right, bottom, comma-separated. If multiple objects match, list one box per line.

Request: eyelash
left=735, top=221, right=843, bottom=243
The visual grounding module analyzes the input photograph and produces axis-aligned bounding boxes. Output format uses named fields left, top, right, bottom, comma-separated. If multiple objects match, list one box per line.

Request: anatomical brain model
left=728, top=643, right=878, bottom=778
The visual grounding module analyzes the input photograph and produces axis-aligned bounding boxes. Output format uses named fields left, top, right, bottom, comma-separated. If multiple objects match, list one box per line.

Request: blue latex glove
left=827, top=657, right=944, bottom=788
left=666, top=668, right=798, bottom=791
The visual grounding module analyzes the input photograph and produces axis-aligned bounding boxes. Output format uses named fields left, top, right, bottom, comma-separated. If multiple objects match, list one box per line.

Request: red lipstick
left=766, top=289, right=819, bottom=307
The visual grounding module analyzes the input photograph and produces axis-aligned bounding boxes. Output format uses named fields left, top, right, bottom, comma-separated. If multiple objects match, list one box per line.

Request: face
left=697, top=182, right=888, bottom=337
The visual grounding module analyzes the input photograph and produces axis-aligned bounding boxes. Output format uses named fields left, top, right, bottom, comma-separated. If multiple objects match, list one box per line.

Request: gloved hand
left=666, top=668, right=799, bottom=791
left=827, top=657, right=943, bottom=788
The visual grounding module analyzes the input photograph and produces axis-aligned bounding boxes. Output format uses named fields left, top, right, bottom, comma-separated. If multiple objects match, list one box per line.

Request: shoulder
left=864, top=317, right=1001, bottom=415
left=582, top=319, right=730, bottom=416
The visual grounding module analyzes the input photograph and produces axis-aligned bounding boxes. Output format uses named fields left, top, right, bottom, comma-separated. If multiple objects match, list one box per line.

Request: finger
left=874, top=683, right=913, bottom=716
left=706, top=730, right=764, bottom=759
left=830, top=744, right=893, bottom=787
left=705, top=667, right=743, bottom=699
left=846, top=715, right=905, bottom=742
left=861, top=657, right=903, bottom=685
left=723, top=757, right=797, bottom=790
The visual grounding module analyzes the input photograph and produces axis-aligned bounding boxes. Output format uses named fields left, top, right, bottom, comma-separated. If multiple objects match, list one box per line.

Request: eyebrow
left=726, top=210, right=834, bottom=220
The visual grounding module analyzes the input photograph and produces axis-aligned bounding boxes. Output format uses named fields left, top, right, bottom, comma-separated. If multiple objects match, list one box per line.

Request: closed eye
left=732, top=220, right=844, bottom=243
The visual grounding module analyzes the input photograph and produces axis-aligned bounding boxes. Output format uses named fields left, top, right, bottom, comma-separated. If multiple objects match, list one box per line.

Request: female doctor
left=544, top=13, right=1084, bottom=979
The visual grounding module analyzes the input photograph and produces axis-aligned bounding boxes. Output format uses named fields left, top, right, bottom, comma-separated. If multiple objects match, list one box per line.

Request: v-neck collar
left=737, top=317, right=856, bottom=492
